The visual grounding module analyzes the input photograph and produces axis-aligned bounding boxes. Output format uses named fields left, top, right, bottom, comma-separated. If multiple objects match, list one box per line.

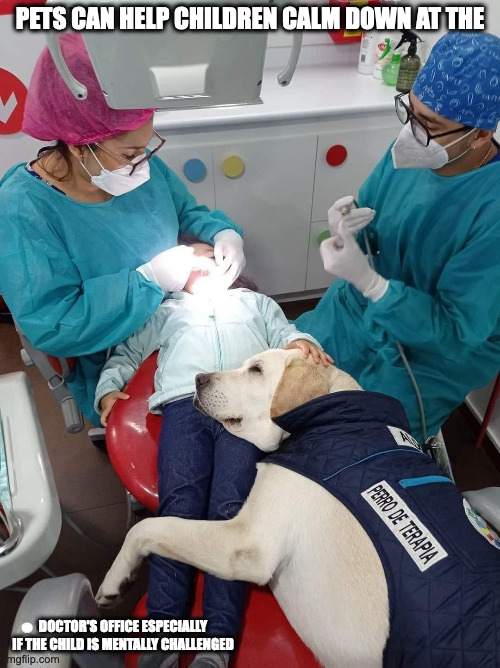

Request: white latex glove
left=137, top=245, right=196, bottom=292
left=320, top=221, right=389, bottom=302
left=213, top=229, right=246, bottom=288
left=328, top=196, right=375, bottom=248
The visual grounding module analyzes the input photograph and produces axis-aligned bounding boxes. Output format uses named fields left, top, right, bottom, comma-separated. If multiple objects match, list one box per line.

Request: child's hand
left=284, top=340, right=334, bottom=367
left=100, top=391, right=130, bottom=427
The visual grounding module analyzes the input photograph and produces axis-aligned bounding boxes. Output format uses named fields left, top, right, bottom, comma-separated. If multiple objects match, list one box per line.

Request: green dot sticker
left=317, top=230, right=331, bottom=246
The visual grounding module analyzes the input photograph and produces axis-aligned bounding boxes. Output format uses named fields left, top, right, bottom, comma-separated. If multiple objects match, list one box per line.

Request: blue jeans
left=147, top=397, right=263, bottom=640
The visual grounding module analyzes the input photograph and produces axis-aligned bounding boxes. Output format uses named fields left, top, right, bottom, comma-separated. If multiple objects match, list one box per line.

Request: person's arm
left=94, top=313, right=161, bottom=414
left=256, top=294, right=323, bottom=349
left=154, top=157, right=243, bottom=243
left=363, top=219, right=500, bottom=354
left=324, top=145, right=500, bottom=354
left=0, top=196, right=163, bottom=358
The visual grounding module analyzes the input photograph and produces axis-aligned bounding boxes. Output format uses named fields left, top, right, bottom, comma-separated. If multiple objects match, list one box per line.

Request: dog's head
left=194, top=349, right=362, bottom=451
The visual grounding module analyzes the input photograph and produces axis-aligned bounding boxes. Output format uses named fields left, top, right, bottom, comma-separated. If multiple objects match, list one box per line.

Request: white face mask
left=80, top=146, right=150, bottom=196
left=391, top=123, right=476, bottom=170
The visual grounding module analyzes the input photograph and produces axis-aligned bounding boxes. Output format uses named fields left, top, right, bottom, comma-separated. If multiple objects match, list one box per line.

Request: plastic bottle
left=358, top=31, right=378, bottom=75
left=395, top=30, right=422, bottom=93
left=382, top=53, right=402, bottom=86
left=372, top=38, right=392, bottom=79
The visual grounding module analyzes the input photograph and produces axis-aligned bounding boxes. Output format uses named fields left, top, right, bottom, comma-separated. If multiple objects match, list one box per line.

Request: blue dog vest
left=266, top=392, right=500, bottom=667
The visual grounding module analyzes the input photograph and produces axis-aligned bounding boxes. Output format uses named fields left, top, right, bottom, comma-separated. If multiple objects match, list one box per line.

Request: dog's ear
left=270, top=356, right=331, bottom=419
left=328, top=365, right=363, bottom=393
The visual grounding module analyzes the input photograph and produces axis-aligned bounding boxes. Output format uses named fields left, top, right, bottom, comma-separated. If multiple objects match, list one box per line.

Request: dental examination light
left=44, top=0, right=303, bottom=111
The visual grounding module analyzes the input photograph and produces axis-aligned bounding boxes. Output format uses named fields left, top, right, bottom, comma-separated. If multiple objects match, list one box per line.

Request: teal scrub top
left=0, top=156, right=241, bottom=425
left=296, top=146, right=500, bottom=442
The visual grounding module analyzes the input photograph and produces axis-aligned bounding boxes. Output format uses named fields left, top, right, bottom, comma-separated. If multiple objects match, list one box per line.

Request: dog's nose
left=196, top=373, right=212, bottom=388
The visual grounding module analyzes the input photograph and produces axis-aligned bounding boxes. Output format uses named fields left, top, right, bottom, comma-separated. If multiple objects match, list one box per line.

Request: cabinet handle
left=326, top=145, right=348, bottom=167
left=221, top=155, right=245, bottom=179
left=183, top=158, right=207, bottom=183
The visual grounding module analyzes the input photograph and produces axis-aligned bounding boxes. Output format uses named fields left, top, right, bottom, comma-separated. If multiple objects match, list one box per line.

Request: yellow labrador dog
left=97, top=350, right=389, bottom=668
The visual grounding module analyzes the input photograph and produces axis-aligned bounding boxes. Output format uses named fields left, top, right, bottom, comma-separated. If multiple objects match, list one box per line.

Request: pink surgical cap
left=22, top=34, right=154, bottom=145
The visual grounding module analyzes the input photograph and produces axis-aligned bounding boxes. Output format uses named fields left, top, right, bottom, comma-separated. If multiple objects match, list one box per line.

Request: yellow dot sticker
left=222, top=155, right=245, bottom=179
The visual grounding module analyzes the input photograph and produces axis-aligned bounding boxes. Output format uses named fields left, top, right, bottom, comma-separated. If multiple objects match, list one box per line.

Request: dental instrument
left=339, top=200, right=449, bottom=468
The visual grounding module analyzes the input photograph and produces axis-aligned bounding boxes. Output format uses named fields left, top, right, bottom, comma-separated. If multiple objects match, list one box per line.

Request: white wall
left=0, top=17, right=46, bottom=177
left=484, top=0, right=500, bottom=33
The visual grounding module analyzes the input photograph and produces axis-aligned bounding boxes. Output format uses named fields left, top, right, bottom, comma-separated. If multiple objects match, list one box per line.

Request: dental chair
left=1, top=372, right=117, bottom=667
left=15, top=323, right=107, bottom=447
left=9, top=574, right=122, bottom=668
left=16, top=325, right=84, bottom=434
left=106, top=353, right=320, bottom=668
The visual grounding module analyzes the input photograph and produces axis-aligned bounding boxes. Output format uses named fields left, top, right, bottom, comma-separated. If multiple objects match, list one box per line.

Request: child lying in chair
left=95, top=234, right=331, bottom=668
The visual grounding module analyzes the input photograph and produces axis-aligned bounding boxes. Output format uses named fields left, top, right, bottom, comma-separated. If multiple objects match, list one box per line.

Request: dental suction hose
left=341, top=200, right=428, bottom=443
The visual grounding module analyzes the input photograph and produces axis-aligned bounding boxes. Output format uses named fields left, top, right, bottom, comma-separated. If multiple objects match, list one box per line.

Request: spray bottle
left=382, top=52, right=402, bottom=86
left=372, top=37, right=392, bottom=79
left=395, top=30, right=422, bottom=93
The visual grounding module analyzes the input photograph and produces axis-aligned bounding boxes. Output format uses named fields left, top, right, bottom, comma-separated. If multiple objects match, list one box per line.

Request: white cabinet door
left=157, top=145, right=215, bottom=208
left=312, top=124, right=399, bottom=222
left=306, top=221, right=335, bottom=291
left=213, top=136, right=317, bottom=296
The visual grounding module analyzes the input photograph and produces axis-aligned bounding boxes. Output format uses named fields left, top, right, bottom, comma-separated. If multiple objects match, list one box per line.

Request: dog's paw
left=95, top=565, right=138, bottom=608
left=95, top=585, right=122, bottom=609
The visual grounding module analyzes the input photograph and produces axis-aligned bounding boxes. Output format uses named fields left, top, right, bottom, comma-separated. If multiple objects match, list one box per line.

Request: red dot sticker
left=0, top=69, right=28, bottom=135
left=326, top=145, right=348, bottom=167
left=0, top=0, right=46, bottom=15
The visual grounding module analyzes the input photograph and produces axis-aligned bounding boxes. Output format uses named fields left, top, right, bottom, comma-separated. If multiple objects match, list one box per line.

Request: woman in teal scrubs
left=0, top=34, right=245, bottom=425
left=296, top=32, right=500, bottom=442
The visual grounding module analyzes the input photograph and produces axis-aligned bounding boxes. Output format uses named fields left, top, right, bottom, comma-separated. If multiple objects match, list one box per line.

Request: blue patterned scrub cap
left=413, top=32, right=500, bottom=131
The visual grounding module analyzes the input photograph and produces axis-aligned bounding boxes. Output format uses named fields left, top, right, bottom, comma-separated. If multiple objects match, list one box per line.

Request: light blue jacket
left=95, top=289, right=321, bottom=414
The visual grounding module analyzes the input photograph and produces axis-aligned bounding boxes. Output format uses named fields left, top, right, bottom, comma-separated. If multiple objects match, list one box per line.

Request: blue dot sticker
left=183, top=159, right=207, bottom=183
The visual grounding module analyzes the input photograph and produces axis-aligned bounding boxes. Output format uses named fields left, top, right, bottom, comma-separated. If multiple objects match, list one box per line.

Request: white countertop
left=154, top=63, right=398, bottom=131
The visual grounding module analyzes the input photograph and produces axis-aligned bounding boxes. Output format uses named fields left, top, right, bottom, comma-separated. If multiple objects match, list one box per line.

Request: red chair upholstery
left=106, top=355, right=320, bottom=668
left=125, top=579, right=318, bottom=668
left=47, top=355, right=77, bottom=378
left=107, top=353, right=161, bottom=511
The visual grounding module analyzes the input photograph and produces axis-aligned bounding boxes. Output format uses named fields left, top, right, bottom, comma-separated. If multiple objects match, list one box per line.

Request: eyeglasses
left=94, top=130, right=166, bottom=174
left=394, top=93, right=472, bottom=147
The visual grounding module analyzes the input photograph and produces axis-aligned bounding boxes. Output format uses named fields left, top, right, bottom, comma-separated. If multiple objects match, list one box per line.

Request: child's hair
left=178, top=233, right=258, bottom=292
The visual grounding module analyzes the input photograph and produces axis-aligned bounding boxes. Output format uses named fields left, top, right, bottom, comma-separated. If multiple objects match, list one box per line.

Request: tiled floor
left=1, top=303, right=500, bottom=665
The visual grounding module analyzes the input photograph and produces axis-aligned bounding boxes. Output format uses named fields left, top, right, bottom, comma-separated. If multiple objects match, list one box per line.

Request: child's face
left=184, top=242, right=222, bottom=295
